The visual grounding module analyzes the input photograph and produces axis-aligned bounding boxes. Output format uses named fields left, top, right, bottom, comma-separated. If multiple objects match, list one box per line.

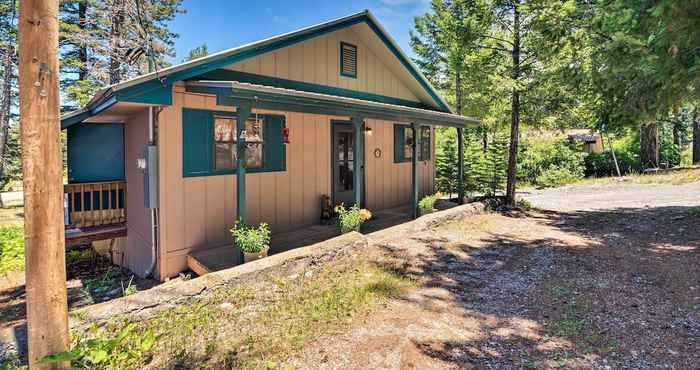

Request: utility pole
left=18, top=0, right=70, bottom=368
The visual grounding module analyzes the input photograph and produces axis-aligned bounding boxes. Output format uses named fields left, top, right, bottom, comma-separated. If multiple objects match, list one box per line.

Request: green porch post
left=411, top=123, right=419, bottom=218
left=236, top=105, right=251, bottom=223
left=352, top=116, right=364, bottom=207
left=457, top=127, right=465, bottom=204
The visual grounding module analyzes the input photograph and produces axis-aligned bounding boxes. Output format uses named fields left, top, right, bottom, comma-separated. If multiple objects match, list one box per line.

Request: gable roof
left=61, top=10, right=454, bottom=128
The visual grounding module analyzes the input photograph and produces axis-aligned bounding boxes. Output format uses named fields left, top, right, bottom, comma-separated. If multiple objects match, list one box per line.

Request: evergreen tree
left=183, top=43, right=208, bottom=62
left=435, top=133, right=458, bottom=196
left=59, top=0, right=185, bottom=109
left=0, top=0, right=17, bottom=207
left=477, top=137, right=507, bottom=197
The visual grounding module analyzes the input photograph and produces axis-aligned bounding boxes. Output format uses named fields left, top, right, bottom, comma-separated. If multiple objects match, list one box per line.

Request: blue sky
left=168, top=0, right=431, bottom=64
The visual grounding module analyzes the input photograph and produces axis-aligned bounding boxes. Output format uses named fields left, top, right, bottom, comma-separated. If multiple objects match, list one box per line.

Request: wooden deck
left=187, top=205, right=413, bottom=276
left=65, top=223, right=127, bottom=248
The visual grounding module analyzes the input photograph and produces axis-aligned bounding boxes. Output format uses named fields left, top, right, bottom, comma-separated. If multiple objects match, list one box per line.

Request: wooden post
left=411, top=123, right=419, bottom=218
left=236, top=106, right=251, bottom=223
left=18, top=0, right=71, bottom=368
left=352, top=116, right=363, bottom=207
left=457, top=127, right=464, bottom=204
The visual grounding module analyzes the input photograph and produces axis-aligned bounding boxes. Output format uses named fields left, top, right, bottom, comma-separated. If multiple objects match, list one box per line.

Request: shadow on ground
left=367, top=205, right=699, bottom=369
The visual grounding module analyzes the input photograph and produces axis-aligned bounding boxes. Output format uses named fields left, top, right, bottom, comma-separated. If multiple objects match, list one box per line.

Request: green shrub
left=0, top=225, right=24, bottom=274
left=477, top=138, right=508, bottom=196
left=231, top=220, right=271, bottom=253
left=518, top=134, right=585, bottom=187
left=418, top=194, right=438, bottom=210
left=334, top=204, right=372, bottom=233
left=41, top=323, right=158, bottom=369
left=535, top=167, right=581, bottom=188
left=584, top=149, right=640, bottom=177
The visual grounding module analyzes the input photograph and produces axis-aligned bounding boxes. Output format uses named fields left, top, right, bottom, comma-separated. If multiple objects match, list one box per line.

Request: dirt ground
left=291, top=181, right=700, bottom=369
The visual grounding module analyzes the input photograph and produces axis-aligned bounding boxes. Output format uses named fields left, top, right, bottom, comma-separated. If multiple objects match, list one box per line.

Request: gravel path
left=293, top=181, right=700, bottom=369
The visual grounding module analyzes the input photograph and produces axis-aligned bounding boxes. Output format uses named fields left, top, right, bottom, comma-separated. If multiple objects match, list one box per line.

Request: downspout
left=144, top=106, right=159, bottom=278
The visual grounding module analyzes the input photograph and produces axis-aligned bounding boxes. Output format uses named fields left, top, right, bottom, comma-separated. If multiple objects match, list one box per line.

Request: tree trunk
left=0, top=0, right=16, bottom=209
left=505, top=4, right=520, bottom=206
left=640, top=122, right=659, bottom=169
left=109, top=0, right=124, bottom=85
left=78, top=0, right=87, bottom=81
left=693, top=107, right=700, bottom=165
left=18, top=0, right=70, bottom=367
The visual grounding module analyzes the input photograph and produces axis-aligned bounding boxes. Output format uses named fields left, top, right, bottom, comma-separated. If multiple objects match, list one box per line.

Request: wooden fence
left=64, top=180, right=126, bottom=228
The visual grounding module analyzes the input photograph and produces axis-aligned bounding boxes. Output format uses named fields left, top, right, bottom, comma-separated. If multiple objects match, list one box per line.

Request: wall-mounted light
left=364, top=126, right=373, bottom=135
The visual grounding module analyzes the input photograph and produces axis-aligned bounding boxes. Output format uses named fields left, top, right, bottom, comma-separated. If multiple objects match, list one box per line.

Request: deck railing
left=64, top=180, right=127, bottom=229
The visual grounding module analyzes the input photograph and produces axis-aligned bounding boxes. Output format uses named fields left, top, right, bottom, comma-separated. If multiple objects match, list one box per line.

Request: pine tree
left=0, top=0, right=17, bottom=207
left=435, top=134, right=458, bottom=197
left=183, top=43, right=208, bottom=62
left=59, top=0, right=185, bottom=109
left=477, top=137, right=507, bottom=196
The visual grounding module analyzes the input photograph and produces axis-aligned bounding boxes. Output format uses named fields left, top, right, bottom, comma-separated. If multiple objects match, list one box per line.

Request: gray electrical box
left=143, top=145, right=159, bottom=209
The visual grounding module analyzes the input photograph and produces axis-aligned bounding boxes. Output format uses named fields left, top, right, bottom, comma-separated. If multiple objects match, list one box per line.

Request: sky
left=167, top=0, right=432, bottom=64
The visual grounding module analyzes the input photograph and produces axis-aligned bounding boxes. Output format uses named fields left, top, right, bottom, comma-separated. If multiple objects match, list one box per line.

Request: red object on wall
left=283, top=127, right=290, bottom=144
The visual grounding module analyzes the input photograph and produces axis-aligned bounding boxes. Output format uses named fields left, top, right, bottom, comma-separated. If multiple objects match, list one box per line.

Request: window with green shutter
left=182, top=108, right=286, bottom=177
left=394, top=124, right=431, bottom=163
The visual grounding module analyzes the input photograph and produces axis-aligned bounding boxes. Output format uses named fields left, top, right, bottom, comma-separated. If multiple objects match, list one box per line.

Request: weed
left=122, top=275, right=138, bottom=296
left=515, top=198, right=534, bottom=210
left=66, top=249, right=93, bottom=265
left=0, top=225, right=24, bottom=274
left=93, top=258, right=412, bottom=369
left=41, top=323, right=159, bottom=369
left=84, top=268, right=119, bottom=295
left=689, top=207, right=700, bottom=218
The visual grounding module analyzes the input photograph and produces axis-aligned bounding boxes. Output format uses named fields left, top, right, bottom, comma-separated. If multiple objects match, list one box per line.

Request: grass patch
left=0, top=224, right=24, bottom=274
left=0, top=204, right=23, bottom=226
left=76, top=258, right=413, bottom=369
left=577, top=168, right=700, bottom=186
left=689, top=207, right=700, bottom=218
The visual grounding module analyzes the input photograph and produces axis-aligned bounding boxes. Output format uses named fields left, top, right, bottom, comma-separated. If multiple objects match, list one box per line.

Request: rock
left=219, top=302, right=234, bottom=311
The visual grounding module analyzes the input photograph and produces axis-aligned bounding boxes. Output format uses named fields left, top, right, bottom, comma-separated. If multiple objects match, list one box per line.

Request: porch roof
left=186, top=80, right=479, bottom=128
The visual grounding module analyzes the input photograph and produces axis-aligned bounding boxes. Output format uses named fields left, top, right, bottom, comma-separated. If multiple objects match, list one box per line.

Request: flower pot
left=242, top=246, right=269, bottom=263
left=341, top=223, right=362, bottom=234
left=419, top=208, right=436, bottom=216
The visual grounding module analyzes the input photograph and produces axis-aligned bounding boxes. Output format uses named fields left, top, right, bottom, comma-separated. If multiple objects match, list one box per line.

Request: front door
left=332, top=122, right=356, bottom=206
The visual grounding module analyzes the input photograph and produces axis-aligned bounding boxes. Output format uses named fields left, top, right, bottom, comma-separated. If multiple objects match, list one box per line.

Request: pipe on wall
left=144, top=106, right=159, bottom=278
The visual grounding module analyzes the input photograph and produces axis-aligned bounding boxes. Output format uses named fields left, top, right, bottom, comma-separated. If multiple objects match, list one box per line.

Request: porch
left=63, top=180, right=128, bottom=248
left=186, top=205, right=413, bottom=275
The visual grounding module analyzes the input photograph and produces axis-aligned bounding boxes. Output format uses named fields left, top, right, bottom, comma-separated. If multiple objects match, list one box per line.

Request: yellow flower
left=359, top=209, right=372, bottom=221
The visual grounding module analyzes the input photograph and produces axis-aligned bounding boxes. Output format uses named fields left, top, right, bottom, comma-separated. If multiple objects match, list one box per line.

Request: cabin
left=60, top=10, right=478, bottom=281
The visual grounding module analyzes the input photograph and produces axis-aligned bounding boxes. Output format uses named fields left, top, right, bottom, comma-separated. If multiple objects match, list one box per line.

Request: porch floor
left=186, top=205, right=413, bottom=276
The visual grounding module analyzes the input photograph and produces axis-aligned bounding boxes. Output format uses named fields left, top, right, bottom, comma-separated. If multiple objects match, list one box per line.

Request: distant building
left=565, top=129, right=604, bottom=153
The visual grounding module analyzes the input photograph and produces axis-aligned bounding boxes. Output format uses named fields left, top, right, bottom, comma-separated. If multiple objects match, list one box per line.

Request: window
left=394, top=124, right=431, bottom=163
left=213, top=116, right=265, bottom=171
left=419, top=127, right=431, bottom=161
left=340, top=42, right=357, bottom=78
left=183, top=109, right=286, bottom=177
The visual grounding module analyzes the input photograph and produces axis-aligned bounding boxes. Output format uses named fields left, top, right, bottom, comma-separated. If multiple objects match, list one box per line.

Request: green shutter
left=394, top=124, right=404, bottom=163
left=182, top=108, right=213, bottom=177
left=264, top=114, right=286, bottom=172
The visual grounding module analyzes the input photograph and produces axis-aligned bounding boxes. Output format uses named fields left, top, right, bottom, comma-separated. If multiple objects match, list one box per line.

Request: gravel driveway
left=292, top=181, right=700, bottom=369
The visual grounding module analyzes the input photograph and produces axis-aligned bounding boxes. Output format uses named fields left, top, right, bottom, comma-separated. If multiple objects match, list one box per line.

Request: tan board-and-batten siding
left=157, top=85, right=434, bottom=279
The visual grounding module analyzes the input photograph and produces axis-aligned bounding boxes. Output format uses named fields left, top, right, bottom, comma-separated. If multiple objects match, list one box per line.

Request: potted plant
left=418, top=194, right=438, bottom=216
left=231, top=220, right=271, bottom=263
left=334, top=204, right=372, bottom=233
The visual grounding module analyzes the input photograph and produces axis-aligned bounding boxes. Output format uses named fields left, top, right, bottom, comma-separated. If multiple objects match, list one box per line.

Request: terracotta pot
left=419, top=208, right=436, bottom=216
left=242, top=246, right=269, bottom=263
left=341, top=223, right=362, bottom=234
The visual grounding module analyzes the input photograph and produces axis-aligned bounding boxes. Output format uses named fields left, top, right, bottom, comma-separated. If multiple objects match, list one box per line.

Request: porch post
left=411, top=123, right=419, bottom=218
left=236, top=105, right=251, bottom=223
left=352, top=116, right=364, bottom=207
left=457, top=127, right=465, bottom=204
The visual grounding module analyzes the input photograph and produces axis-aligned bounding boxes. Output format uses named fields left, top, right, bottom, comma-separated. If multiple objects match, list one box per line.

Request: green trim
left=457, top=127, right=465, bottom=205
left=236, top=106, right=251, bottom=223
left=187, top=84, right=473, bottom=128
left=196, top=69, right=429, bottom=110
left=410, top=123, right=419, bottom=218
left=339, top=41, right=358, bottom=79
left=352, top=116, right=364, bottom=207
